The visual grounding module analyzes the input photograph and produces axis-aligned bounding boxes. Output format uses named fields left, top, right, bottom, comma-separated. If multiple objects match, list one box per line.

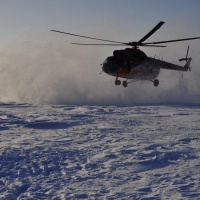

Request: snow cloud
left=0, top=31, right=200, bottom=105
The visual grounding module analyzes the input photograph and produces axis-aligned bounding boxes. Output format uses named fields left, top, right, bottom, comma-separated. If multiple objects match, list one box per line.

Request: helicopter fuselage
left=102, top=56, right=160, bottom=81
left=102, top=48, right=160, bottom=82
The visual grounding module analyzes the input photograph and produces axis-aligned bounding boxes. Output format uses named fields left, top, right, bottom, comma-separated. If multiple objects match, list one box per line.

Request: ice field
left=0, top=103, right=199, bottom=199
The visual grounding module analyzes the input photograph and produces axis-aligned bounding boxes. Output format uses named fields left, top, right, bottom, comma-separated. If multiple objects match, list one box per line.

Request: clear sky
left=0, top=0, right=200, bottom=44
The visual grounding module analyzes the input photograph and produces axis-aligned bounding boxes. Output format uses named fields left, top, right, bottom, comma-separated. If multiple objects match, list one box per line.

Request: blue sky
left=0, top=0, right=200, bottom=45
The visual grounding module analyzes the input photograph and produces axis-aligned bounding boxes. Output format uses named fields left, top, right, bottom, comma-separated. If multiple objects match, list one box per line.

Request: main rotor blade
left=144, top=37, right=200, bottom=45
left=138, top=21, right=165, bottom=43
left=71, top=43, right=166, bottom=47
left=51, top=30, right=126, bottom=44
left=140, top=44, right=166, bottom=47
left=71, top=43, right=129, bottom=46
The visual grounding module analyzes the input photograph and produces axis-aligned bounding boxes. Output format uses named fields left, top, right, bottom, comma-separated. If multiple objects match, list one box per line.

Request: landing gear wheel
left=115, top=79, right=121, bottom=85
left=153, top=79, right=159, bottom=87
left=122, top=80, right=128, bottom=88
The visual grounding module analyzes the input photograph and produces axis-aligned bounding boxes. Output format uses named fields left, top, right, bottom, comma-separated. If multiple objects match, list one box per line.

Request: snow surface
left=0, top=103, right=200, bottom=199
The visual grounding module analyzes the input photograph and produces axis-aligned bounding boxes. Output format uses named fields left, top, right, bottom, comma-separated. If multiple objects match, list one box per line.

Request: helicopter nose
left=102, top=62, right=117, bottom=74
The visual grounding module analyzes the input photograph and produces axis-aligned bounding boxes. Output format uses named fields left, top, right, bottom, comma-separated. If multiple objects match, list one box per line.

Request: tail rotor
left=179, top=46, right=191, bottom=71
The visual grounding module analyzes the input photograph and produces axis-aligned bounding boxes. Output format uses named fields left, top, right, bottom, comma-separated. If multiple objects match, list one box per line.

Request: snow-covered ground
left=0, top=103, right=199, bottom=199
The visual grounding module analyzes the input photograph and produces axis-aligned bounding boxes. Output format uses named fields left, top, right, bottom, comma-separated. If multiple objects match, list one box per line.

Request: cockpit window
left=105, top=56, right=123, bottom=64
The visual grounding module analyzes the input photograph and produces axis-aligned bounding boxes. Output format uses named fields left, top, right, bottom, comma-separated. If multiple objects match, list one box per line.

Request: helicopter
left=51, top=21, right=200, bottom=87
